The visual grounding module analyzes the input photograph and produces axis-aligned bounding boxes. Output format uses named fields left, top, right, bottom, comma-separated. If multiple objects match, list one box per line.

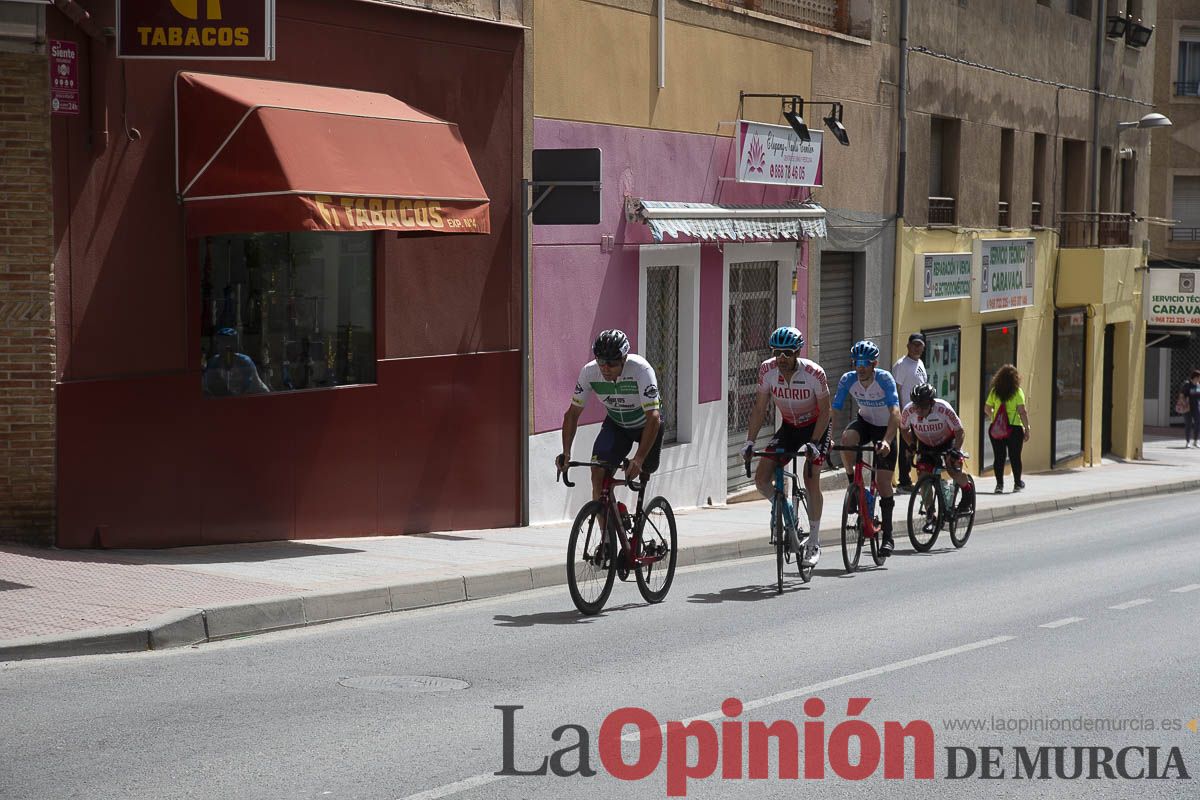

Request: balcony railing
left=744, top=0, right=848, bottom=33
left=1170, top=227, right=1200, bottom=242
left=1057, top=212, right=1134, bottom=248
left=1174, top=81, right=1200, bottom=97
left=998, top=200, right=1010, bottom=228
left=929, top=196, right=956, bottom=225
left=1031, top=201, right=1043, bottom=227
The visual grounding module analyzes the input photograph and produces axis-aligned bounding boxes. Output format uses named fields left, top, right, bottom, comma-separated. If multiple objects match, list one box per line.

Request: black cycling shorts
left=767, top=421, right=831, bottom=464
left=845, top=416, right=898, bottom=471
left=592, top=416, right=664, bottom=475
left=913, top=438, right=958, bottom=469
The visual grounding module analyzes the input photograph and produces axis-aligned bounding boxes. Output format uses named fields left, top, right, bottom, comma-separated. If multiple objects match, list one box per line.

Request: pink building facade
left=528, top=118, right=822, bottom=521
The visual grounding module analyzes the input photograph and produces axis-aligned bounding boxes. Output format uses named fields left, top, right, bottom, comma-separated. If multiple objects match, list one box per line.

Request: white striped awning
left=628, top=199, right=827, bottom=243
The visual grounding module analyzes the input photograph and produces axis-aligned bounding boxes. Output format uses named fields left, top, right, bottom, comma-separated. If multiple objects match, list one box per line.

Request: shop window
left=200, top=232, right=375, bottom=397
left=1053, top=309, right=1086, bottom=463
left=645, top=264, right=680, bottom=444
left=922, top=328, right=961, bottom=411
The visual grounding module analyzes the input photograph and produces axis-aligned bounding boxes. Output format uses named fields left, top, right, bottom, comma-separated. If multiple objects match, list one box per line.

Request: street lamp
left=1117, top=112, right=1172, bottom=132
left=1105, top=12, right=1128, bottom=39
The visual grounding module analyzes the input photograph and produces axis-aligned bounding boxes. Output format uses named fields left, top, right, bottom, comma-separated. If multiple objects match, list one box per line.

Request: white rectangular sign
left=736, top=120, right=823, bottom=187
left=1144, top=269, right=1200, bottom=327
left=976, top=238, right=1035, bottom=313
left=915, top=252, right=972, bottom=302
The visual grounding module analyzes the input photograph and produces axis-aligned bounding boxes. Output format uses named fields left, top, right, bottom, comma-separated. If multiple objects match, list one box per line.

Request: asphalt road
left=4, top=493, right=1199, bottom=800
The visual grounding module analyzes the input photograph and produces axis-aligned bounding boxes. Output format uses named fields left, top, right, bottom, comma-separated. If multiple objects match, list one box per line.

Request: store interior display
left=200, top=232, right=374, bottom=397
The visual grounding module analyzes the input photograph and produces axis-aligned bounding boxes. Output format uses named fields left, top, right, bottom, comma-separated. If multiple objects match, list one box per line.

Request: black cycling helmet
left=593, top=329, right=631, bottom=361
left=910, top=383, right=937, bottom=406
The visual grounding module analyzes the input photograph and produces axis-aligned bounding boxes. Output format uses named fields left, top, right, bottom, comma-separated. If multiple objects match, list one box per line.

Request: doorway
left=980, top=321, right=1018, bottom=472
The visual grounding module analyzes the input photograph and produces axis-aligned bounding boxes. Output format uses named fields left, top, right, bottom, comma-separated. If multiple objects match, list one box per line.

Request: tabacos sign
left=117, top=0, right=276, bottom=60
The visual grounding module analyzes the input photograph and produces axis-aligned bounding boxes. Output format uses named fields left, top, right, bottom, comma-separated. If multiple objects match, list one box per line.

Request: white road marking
left=1108, top=598, right=1154, bottom=610
left=397, top=635, right=1016, bottom=799
left=1169, top=583, right=1200, bottom=593
left=1039, top=617, right=1084, bottom=629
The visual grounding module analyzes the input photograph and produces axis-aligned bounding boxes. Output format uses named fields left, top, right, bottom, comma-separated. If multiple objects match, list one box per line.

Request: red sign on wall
left=49, top=39, right=80, bottom=116
left=116, top=0, right=275, bottom=60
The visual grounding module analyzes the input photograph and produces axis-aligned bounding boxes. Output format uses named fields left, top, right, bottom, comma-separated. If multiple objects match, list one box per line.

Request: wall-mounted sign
left=915, top=251, right=971, bottom=302
left=49, top=39, right=79, bottom=116
left=976, top=237, right=1035, bottom=313
left=1145, top=268, right=1200, bottom=327
left=117, top=0, right=275, bottom=60
left=736, top=120, right=823, bottom=187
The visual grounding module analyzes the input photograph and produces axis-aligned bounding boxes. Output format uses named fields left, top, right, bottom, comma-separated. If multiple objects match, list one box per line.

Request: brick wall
left=0, top=51, right=56, bottom=546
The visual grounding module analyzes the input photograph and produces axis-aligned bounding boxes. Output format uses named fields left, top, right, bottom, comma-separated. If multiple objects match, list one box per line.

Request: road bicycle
left=557, top=459, right=677, bottom=615
left=906, top=448, right=976, bottom=551
left=830, top=443, right=888, bottom=572
left=745, top=447, right=815, bottom=593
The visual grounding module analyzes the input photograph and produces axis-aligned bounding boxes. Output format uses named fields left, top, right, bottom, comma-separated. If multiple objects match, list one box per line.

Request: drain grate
left=339, top=675, right=470, bottom=693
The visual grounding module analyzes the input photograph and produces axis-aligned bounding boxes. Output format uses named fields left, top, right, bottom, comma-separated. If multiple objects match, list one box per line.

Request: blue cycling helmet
left=768, top=326, right=804, bottom=352
left=850, top=339, right=880, bottom=366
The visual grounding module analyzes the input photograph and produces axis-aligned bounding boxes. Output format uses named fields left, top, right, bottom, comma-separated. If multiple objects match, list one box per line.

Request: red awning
left=175, top=72, right=490, bottom=236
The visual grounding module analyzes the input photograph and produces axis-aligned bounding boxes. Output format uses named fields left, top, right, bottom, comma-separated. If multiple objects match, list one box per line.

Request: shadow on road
left=492, top=602, right=643, bottom=627
left=686, top=583, right=809, bottom=603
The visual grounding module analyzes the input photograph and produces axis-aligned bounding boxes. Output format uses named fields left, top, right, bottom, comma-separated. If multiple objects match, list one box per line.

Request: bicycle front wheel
left=771, top=497, right=785, bottom=593
left=567, top=500, right=616, bottom=615
left=907, top=475, right=944, bottom=552
left=634, top=496, right=677, bottom=604
left=793, top=486, right=813, bottom=583
left=840, top=487, right=862, bottom=572
left=949, top=479, right=976, bottom=548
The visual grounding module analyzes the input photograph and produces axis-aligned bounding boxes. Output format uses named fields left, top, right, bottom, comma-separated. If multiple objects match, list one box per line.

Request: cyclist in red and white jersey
left=900, top=383, right=974, bottom=512
left=741, top=326, right=831, bottom=567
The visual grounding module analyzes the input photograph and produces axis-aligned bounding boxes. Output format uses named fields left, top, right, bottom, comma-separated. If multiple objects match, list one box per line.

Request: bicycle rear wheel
left=907, top=475, right=944, bottom=552
left=840, top=487, right=862, bottom=572
left=793, top=486, right=813, bottom=583
left=948, top=479, right=976, bottom=548
left=869, top=522, right=885, bottom=566
left=634, top=496, right=677, bottom=603
left=567, top=500, right=616, bottom=615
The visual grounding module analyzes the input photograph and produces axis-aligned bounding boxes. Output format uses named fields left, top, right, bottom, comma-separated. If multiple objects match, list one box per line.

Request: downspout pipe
left=896, top=0, right=908, bottom=219
left=1090, top=6, right=1104, bottom=217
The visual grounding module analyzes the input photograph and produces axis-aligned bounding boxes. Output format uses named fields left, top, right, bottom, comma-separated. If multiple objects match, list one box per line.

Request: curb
left=4, top=478, right=1199, bottom=663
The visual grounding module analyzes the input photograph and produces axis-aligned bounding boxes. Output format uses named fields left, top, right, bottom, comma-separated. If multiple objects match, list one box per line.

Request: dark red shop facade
left=49, top=1, right=524, bottom=548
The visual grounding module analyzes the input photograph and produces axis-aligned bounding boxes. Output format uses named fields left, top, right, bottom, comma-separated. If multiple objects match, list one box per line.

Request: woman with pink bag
left=984, top=364, right=1031, bottom=494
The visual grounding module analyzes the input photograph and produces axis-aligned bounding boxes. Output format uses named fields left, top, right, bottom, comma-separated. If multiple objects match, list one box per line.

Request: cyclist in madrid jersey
left=741, top=326, right=831, bottom=567
left=557, top=330, right=664, bottom=500
left=900, top=382, right=975, bottom=513
left=832, top=339, right=902, bottom=556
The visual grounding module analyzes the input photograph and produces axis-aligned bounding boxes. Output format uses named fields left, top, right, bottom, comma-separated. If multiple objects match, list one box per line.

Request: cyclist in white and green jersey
left=557, top=330, right=664, bottom=500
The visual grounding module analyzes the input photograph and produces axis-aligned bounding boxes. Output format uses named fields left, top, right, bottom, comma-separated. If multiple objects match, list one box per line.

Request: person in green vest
left=984, top=364, right=1031, bottom=493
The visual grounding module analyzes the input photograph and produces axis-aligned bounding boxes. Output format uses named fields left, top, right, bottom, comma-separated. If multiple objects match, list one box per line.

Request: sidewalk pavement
left=3, top=434, right=1198, bottom=662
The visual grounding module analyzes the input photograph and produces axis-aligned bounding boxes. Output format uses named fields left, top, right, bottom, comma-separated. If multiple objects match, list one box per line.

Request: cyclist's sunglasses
left=852, top=358, right=875, bottom=367
left=596, top=357, right=624, bottom=367
left=773, top=349, right=798, bottom=358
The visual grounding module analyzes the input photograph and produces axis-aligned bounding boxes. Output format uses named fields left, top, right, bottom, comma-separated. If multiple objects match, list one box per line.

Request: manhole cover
left=338, top=675, right=470, bottom=693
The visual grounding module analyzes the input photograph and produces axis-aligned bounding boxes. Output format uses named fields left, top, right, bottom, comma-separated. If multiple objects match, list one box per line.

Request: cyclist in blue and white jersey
left=831, top=339, right=903, bottom=556
left=741, top=326, right=831, bottom=567
left=557, top=329, right=664, bottom=501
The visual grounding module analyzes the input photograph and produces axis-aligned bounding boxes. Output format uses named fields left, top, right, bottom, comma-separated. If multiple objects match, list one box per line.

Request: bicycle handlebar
left=557, top=459, right=645, bottom=492
left=743, top=447, right=813, bottom=478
